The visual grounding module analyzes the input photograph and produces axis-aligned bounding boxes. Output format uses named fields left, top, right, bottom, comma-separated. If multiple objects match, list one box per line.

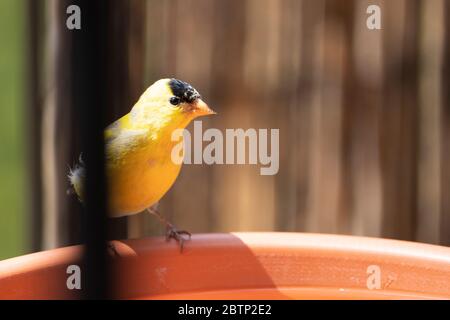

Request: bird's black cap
left=169, top=79, right=201, bottom=103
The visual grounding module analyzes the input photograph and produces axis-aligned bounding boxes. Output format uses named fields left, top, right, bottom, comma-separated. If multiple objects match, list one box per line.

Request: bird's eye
left=170, top=96, right=181, bottom=106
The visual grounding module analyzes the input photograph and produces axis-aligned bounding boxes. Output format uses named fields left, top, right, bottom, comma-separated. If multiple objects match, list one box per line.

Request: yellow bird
left=69, top=78, right=215, bottom=248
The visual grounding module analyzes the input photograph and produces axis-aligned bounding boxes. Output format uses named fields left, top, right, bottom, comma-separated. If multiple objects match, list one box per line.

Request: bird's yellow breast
left=104, top=106, right=189, bottom=217
left=107, top=129, right=183, bottom=217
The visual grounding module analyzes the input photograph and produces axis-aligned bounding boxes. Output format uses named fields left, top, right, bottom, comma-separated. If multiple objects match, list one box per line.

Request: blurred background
left=1, top=0, right=449, bottom=260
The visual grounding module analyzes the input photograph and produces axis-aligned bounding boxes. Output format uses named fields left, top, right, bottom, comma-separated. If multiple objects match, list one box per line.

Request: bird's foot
left=165, top=224, right=191, bottom=252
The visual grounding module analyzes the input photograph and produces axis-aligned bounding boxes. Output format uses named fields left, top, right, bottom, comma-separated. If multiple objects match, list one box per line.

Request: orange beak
left=193, top=99, right=216, bottom=116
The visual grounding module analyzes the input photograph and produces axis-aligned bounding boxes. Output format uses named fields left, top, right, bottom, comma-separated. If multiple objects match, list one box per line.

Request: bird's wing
left=105, top=113, right=149, bottom=160
left=105, top=114, right=129, bottom=144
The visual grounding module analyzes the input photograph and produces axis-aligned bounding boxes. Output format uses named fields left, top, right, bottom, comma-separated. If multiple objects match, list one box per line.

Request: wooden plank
left=441, top=0, right=450, bottom=245
left=380, top=0, right=420, bottom=241
left=417, top=0, right=444, bottom=244
left=348, top=0, right=384, bottom=237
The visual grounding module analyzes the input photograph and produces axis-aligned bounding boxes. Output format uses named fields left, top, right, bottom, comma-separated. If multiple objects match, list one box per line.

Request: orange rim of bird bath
left=0, top=232, right=449, bottom=300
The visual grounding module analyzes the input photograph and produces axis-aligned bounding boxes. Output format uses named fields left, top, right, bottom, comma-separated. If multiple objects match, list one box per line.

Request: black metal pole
left=72, top=0, right=109, bottom=299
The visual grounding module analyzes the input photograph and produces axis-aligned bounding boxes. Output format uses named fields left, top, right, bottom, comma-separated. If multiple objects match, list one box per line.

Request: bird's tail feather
left=67, top=154, right=85, bottom=201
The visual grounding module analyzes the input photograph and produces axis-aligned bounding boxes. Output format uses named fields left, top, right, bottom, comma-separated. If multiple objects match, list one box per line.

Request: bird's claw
left=165, top=224, right=191, bottom=252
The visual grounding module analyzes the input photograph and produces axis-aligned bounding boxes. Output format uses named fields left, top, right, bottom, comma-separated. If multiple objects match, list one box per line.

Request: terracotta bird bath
left=0, top=233, right=449, bottom=299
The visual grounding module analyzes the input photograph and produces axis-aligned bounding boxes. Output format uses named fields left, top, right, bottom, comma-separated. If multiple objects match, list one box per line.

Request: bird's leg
left=146, top=205, right=191, bottom=252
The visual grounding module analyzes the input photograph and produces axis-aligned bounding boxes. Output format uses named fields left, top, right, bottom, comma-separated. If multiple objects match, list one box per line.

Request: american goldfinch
left=69, top=78, right=215, bottom=249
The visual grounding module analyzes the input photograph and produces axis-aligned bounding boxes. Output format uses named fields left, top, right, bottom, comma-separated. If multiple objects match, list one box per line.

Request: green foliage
left=0, top=0, right=26, bottom=260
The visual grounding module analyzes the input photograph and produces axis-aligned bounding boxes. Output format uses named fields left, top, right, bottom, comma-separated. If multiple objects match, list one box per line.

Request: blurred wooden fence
left=30, top=0, right=450, bottom=250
